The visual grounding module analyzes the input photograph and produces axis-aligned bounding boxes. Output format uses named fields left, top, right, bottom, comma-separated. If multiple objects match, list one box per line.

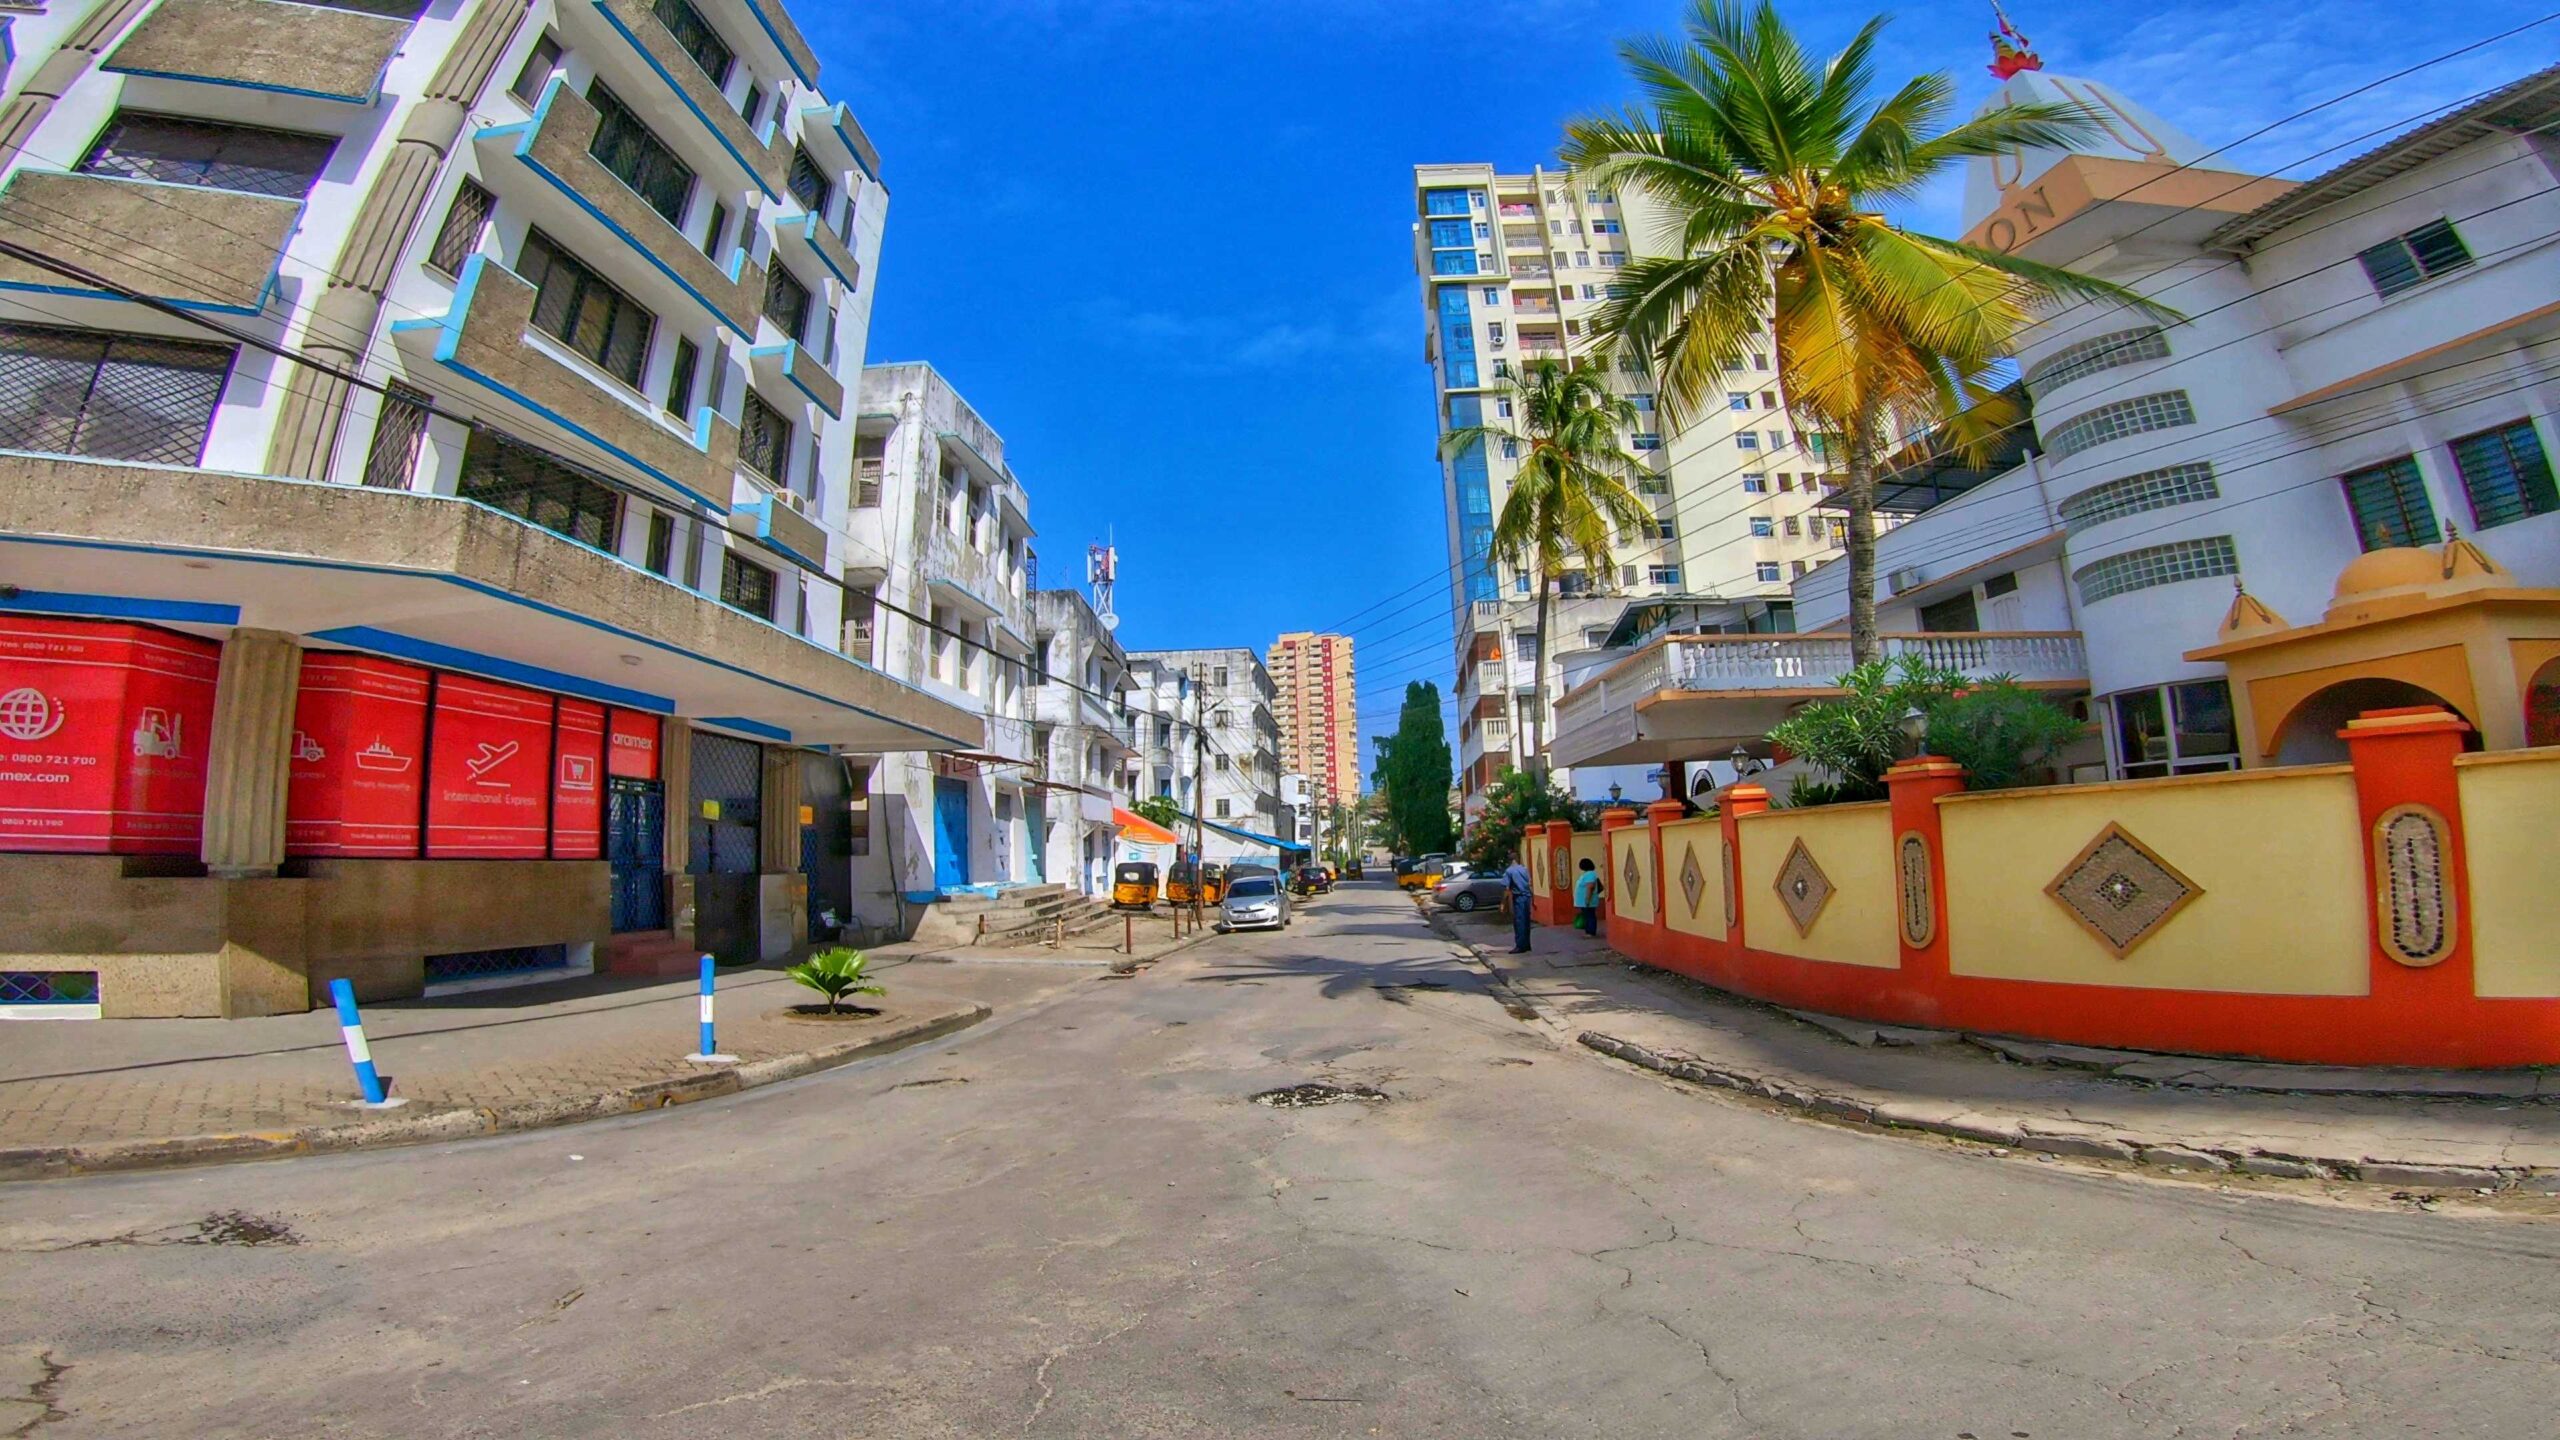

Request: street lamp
left=1606, top=781, right=1624, bottom=803
left=1898, top=706, right=1929, bottom=758
left=1728, top=743, right=1765, bottom=779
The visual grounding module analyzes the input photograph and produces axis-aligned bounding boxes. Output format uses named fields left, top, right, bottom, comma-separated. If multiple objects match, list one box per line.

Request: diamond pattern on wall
left=1620, top=843, right=1643, bottom=908
left=1678, top=842, right=1706, bottom=919
left=1774, top=838, right=1833, bottom=937
left=2044, top=823, right=2201, bottom=958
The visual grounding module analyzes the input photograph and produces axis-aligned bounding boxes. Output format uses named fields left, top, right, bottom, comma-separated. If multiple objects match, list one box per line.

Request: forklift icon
left=132, top=708, right=183, bottom=760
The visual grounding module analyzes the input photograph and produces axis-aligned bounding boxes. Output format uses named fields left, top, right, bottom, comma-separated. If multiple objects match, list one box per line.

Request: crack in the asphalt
left=3, top=1354, right=69, bottom=1439
left=644, top=1375, right=861, bottom=1420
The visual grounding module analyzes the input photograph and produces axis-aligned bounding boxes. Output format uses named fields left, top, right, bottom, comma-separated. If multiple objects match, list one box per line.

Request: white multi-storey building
left=1411, top=162, right=1816, bottom=816
left=1029, top=586, right=1135, bottom=897
left=1552, top=54, right=2560, bottom=786
left=849, top=362, right=1039, bottom=918
left=1124, top=647, right=1286, bottom=864
left=0, top=0, right=985, bottom=1014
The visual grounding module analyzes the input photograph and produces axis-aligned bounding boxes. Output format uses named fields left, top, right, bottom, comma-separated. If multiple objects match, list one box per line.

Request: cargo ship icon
left=354, top=739, right=414, bottom=774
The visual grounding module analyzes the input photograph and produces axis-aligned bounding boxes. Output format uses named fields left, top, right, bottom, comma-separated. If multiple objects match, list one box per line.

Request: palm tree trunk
left=1530, top=563, right=1553, bottom=778
left=1843, top=401, right=1884, bottom=667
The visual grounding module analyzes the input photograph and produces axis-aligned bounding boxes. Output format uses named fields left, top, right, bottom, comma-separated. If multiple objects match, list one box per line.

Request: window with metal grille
left=1648, top=565, right=1681, bottom=586
left=2072, top=536, right=2237, bottom=605
left=2358, top=218, right=2472, bottom=298
left=518, top=229, right=653, bottom=387
left=2339, top=456, right=2440, bottom=550
left=2023, top=327, right=2169, bottom=400
left=361, top=384, right=431, bottom=489
left=722, top=549, right=776, bottom=620
left=648, top=0, right=733, bottom=85
left=2042, top=391, right=2196, bottom=459
left=664, top=336, right=699, bottom=420
left=509, top=32, right=561, bottom=105
left=0, top=322, right=232, bottom=464
left=739, top=390, right=790, bottom=482
left=763, top=265, right=811, bottom=343
left=586, top=84, right=694, bottom=226
left=699, top=200, right=729, bottom=261
left=78, top=112, right=334, bottom=199
left=456, top=428, right=622, bottom=549
left=2057, top=461, right=2220, bottom=533
left=786, top=146, right=830, bottom=216
left=2449, top=420, right=2558, bottom=530
left=1, top=970, right=97, bottom=1007
left=426, top=178, right=495, bottom=275
left=740, top=83, right=766, bottom=129
left=645, top=510, right=674, bottom=576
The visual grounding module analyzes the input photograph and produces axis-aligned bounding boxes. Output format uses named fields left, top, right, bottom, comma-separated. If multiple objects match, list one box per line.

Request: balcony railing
left=1553, top=631, right=2089, bottom=766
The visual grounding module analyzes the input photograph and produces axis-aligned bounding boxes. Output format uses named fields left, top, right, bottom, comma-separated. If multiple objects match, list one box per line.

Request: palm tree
left=1564, top=0, right=2174, bottom=663
left=1442, top=356, right=1654, bottom=775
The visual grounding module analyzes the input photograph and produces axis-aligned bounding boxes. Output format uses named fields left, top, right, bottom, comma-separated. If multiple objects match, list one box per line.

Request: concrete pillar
left=759, top=746, right=800, bottom=874
left=1541, top=817, right=1574, bottom=926
left=199, top=629, right=302, bottom=878
left=2342, top=706, right=2473, bottom=1021
left=1718, top=784, right=1771, bottom=949
left=658, top=722, right=692, bottom=872
left=1885, top=758, right=1968, bottom=999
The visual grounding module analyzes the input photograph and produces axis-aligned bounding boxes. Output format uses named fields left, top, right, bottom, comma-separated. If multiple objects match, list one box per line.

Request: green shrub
left=786, top=947, right=886, bottom=1014
left=1459, top=767, right=1597, bottom=873
left=1925, top=680, right=2088, bottom=789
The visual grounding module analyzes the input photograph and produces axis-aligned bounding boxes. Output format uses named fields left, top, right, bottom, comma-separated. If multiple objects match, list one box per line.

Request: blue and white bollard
left=329, top=978, right=403, bottom=1107
left=686, top=954, right=737, bottom=1063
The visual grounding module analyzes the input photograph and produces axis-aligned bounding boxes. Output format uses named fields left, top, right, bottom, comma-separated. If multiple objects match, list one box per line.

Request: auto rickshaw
left=1200, top=862, right=1228, bottom=903
left=1394, top=856, right=1447, bottom=892
left=1112, top=861, right=1159, bottom=910
left=1165, top=860, right=1200, bottom=906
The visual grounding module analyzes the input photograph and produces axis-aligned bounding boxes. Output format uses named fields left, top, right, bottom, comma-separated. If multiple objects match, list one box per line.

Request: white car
left=1218, top=875, right=1291, bottom=931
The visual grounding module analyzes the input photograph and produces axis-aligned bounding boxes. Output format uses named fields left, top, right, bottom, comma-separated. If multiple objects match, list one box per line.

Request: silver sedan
left=1431, top=872, right=1509, bottom=913
left=1218, top=875, right=1291, bottom=931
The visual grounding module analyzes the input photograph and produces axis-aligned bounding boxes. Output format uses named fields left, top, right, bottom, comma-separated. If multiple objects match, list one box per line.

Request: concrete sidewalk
left=1430, top=904, right=2560, bottom=1192
left=0, top=951, right=1097, bottom=1180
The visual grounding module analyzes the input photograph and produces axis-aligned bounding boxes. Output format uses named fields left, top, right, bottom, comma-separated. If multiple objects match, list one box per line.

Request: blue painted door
left=933, top=778, right=970, bottom=890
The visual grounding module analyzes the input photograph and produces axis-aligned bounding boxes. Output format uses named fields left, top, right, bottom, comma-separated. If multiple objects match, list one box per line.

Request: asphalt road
left=6, top=881, right=2557, bottom=1438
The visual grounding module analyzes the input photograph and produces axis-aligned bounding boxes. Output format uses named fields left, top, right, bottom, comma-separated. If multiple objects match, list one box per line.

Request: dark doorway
left=688, top=731, right=764, bottom=966
left=801, top=753, right=854, bottom=943
left=607, top=777, right=666, bottom=933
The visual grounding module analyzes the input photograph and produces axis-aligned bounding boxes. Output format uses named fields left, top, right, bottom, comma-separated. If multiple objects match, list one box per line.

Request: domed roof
left=2332, top=546, right=2444, bottom=598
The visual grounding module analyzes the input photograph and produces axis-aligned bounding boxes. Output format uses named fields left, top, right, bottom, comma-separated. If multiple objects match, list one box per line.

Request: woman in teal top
left=1573, top=858, right=1604, bottom=935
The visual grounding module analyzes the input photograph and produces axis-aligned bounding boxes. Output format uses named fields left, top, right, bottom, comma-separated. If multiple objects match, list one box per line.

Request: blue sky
left=802, top=0, right=2554, bottom=756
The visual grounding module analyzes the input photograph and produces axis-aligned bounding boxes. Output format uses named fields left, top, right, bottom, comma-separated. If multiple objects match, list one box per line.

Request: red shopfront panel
left=0, top=617, right=219, bottom=854
left=550, top=699, right=605, bottom=859
left=286, top=654, right=429, bottom=857
left=606, top=707, right=660, bottom=781
left=426, top=675, right=555, bottom=858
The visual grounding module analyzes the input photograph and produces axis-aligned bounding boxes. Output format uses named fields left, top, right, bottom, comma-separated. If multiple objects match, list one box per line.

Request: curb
left=1576, top=1032, right=2559, bottom=1194
left=0, top=1002, right=991, bottom=1183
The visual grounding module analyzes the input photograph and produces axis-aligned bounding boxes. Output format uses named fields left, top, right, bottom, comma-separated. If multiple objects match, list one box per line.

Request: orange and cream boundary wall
left=1516, top=708, right=2560, bottom=1068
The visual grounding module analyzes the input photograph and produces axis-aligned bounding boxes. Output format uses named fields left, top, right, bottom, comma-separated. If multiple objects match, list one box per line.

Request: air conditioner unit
left=1888, top=566, right=1927, bottom=594
left=773, top=488, right=811, bottom=516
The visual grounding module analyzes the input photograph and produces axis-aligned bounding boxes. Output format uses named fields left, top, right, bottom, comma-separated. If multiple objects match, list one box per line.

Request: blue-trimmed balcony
left=728, top=490, right=827, bottom=569
left=747, top=339, right=844, bottom=421
left=474, top=75, right=766, bottom=337
left=0, top=169, right=293, bottom=315
left=796, top=102, right=882, bottom=188
left=103, top=0, right=407, bottom=106
left=0, top=453, right=985, bottom=755
left=568, top=0, right=790, bottom=201
left=771, top=206, right=862, bottom=296
left=389, top=254, right=742, bottom=517
left=733, top=0, right=820, bottom=90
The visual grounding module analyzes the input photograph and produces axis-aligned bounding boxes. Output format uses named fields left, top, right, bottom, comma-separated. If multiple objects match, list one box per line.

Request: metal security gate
left=688, top=731, right=763, bottom=966
left=800, top=753, right=853, bottom=943
left=607, top=778, right=666, bottom=933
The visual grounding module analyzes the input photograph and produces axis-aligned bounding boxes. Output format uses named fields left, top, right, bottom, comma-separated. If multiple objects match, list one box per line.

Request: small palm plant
left=786, top=947, right=885, bottom=1014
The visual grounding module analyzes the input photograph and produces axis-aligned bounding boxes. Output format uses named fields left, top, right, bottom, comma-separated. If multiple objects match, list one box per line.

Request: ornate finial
left=1989, top=3, right=2043, bottom=79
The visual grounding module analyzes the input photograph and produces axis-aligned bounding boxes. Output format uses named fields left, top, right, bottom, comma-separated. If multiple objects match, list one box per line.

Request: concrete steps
left=599, top=930, right=700, bottom=979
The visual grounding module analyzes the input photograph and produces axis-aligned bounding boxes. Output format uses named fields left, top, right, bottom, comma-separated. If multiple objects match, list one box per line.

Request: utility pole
left=1310, top=780, right=1325, bottom=872
left=1191, top=666, right=1207, bottom=933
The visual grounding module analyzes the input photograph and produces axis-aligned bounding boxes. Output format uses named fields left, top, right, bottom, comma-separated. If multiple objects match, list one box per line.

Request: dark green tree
left=1131, top=795, right=1181, bottom=830
left=1459, top=767, right=1596, bottom=874
left=1373, top=682, right=1454, bottom=857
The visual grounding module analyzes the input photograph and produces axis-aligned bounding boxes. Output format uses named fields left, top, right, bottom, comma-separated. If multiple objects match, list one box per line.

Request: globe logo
left=0, top=687, right=65, bottom=742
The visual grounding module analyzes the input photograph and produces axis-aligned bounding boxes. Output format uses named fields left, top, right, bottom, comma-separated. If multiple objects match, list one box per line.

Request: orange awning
left=1114, top=808, right=1180, bottom=845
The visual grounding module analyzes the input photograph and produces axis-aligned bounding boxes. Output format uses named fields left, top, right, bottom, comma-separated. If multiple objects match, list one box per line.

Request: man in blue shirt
left=1503, top=856, right=1535, bottom=953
